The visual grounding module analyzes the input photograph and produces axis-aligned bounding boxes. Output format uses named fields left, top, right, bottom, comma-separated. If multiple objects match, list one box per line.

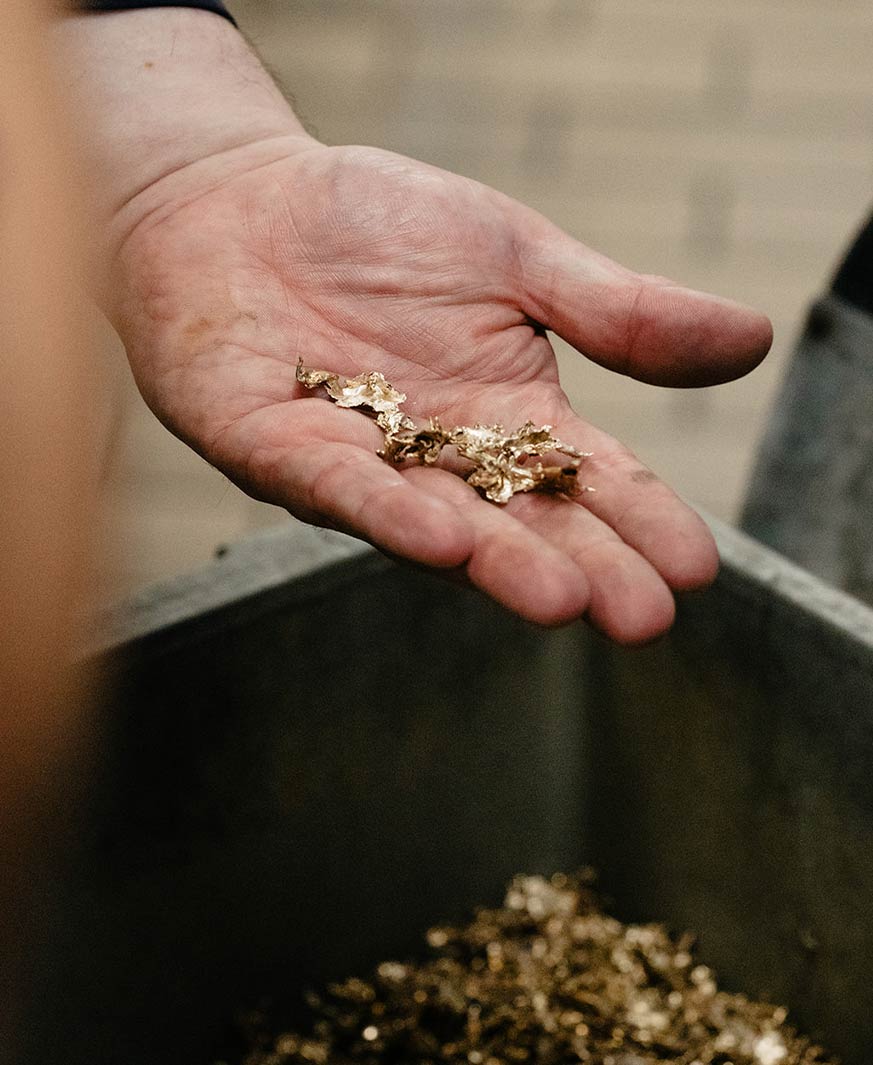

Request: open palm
left=112, top=140, right=771, bottom=640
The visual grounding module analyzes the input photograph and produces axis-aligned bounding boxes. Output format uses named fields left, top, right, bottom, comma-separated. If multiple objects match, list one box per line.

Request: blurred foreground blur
left=1, top=1, right=97, bottom=1059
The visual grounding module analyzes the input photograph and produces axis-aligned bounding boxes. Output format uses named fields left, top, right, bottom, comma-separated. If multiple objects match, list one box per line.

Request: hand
left=63, top=11, right=772, bottom=641
left=111, top=138, right=772, bottom=639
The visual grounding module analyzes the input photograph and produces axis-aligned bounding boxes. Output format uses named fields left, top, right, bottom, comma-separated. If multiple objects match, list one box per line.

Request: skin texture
left=61, top=9, right=773, bottom=642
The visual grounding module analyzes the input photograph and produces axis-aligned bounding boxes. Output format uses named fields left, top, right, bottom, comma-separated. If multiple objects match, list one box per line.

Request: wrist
left=54, top=7, right=319, bottom=253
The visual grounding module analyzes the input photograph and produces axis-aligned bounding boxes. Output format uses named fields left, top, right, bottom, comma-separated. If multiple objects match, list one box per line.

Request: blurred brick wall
left=97, top=0, right=873, bottom=599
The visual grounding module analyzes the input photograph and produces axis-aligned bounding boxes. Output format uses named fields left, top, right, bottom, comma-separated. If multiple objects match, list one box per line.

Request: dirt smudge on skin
left=631, top=468, right=659, bottom=484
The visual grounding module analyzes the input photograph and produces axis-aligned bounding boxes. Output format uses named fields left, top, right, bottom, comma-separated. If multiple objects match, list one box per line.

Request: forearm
left=53, top=8, right=317, bottom=252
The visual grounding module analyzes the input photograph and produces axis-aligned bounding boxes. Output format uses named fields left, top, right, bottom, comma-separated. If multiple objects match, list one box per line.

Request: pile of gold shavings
left=296, top=362, right=592, bottom=505
left=238, top=873, right=837, bottom=1065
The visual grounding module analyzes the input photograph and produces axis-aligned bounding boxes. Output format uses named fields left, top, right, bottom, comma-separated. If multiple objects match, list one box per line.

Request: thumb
left=510, top=210, right=773, bottom=387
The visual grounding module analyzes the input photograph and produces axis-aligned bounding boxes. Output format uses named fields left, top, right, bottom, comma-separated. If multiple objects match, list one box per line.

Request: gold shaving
left=236, top=872, right=838, bottom=1065
left=296, top=362, right=593, bottom=504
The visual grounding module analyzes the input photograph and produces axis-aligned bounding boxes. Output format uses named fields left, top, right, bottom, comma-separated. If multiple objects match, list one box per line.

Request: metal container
left=23, top=519, right=873, bottom=1065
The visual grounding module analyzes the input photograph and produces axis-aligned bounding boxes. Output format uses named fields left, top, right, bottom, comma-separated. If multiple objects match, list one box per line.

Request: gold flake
left=296, top=360, right=592, bottom=504
left=239, top=872, right=838, bottom=1065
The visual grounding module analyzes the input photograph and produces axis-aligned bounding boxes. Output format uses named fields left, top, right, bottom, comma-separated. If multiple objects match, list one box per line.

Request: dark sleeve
left=832, top=211, right=873, bottom=317
left=74, top=1, right=236, bottom=26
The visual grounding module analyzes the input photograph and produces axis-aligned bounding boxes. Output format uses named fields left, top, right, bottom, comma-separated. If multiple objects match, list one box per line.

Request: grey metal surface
left=85, top=521, right=375, bottom=658
left=743, top=293, right=873, bottom=607
left=590, top=522, right=873, bottom=1063
left=26, top=518, right=873, bottom=1064
left=33, top=524, right=591, bottom=1065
